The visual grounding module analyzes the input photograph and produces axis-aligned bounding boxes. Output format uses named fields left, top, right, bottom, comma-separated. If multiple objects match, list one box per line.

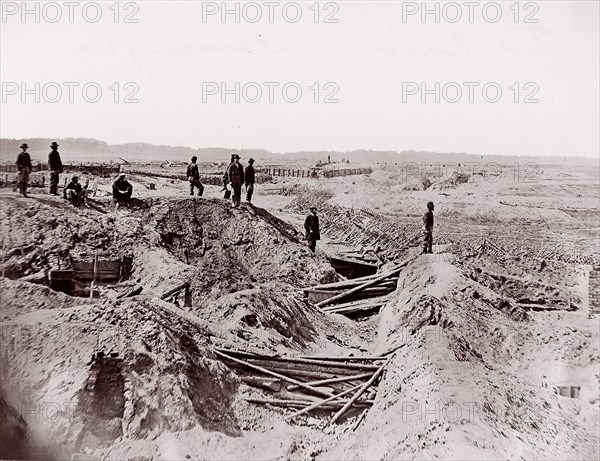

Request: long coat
left=48, top=150, right=63, bottom=171
left=304, top=214, right=320, bottom=241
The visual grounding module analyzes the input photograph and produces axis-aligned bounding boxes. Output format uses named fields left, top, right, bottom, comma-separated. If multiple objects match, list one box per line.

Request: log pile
left=304, top=260, right=410, bottom=317
left=473, top=238, right=599, bottom=265
left=214, top=347, right=393, bottom=424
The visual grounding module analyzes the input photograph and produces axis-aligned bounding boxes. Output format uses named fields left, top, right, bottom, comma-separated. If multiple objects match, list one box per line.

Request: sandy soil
left=0, top=161, right=598, bottom=460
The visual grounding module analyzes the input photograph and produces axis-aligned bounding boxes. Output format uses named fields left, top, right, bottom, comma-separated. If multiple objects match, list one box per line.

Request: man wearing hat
left=186, top=156, right=204, bottom=197
left=112, top=173, right=133, bottom=206
left=16, top=143, right=33, bottom=197
left=227, top=154, right=244, bottom=207
left=48, top=142, right=63, bottom=196
left=304, top=206, right=321, bottom=252
left=63, top=175, right=88, bottom=206
left=244, top=158, right=256, bottom=204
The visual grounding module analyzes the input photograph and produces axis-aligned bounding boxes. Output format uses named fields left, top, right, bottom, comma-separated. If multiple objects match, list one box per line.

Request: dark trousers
left=114, top=191, right=132, bottom=203
left=307, top=237, right=317, bottom=252
left=423, top=226, right=433, bottom=253
left=246, top=183, right=254, bottom=203
left=17, top=169, right=29, bottom=196
left=49, top=170, right=60, bottom=194
left=231, top=178, right=242, bottom=207
left=190, top=179, right=204, bottom=196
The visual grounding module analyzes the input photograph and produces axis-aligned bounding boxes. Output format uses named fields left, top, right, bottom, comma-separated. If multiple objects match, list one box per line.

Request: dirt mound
left=315, top=254, right=599, bottom=460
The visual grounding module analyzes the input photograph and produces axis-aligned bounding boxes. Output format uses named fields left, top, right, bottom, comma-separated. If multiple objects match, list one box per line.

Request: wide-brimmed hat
left=72, top=175, right=79, bottom=180
left=50, top=142, right=59, bottom=147
left=233, top=154, right=240, bottom=160
left=248, top=158, right=255, bottom=163
left=20, top=143, right=29, bottom=149
left=309, top=206, right=317, bottom=211
left=118, top=173, right=126, bottom=177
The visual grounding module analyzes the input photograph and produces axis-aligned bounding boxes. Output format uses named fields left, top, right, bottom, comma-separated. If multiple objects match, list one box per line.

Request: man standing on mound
left=16, top=143, right=32, bottom=197
left=48, top=142, right=63, bottom=196
left=304, top=206, right=320, bottom=252
left=228, top=154, right=244, bottom=208
left=187, top=156, right=204, bottom=196
left=422, top=201, right=434, bottom=254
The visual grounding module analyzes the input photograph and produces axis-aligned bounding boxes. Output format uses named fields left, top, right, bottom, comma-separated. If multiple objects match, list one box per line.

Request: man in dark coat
left=422, top=201, right=434, bottom=254
left=228, top=154, right=244, bottom=207
left=186, top=156, right=204, bottom=196
left=48, top=141, right=63, bottom=195
left=112, top=173, right=133, bottom=206
left=63, top=175, right=88, bottom=205
left=244, top=158, right=256, bottom=203
left=16, top=143, right=32, bottom=197
left=304, top=206, right=320, bottom=252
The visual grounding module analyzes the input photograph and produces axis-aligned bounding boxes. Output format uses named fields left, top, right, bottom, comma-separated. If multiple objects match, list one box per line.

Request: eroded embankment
left=0, top=196, right=341, bottom=458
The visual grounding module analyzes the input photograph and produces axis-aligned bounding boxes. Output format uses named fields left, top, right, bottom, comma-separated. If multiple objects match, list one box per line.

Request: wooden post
left=90, top=253, right=98, bottom=299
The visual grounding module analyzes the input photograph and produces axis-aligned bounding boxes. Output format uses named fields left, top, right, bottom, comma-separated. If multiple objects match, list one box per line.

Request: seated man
left=63, top=175, right=88, bottom=206
left=112, top=173, right=133, bottom=205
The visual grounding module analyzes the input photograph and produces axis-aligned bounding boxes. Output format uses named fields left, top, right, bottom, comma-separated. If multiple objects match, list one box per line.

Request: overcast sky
left=1, top=1, right=598, bottom=157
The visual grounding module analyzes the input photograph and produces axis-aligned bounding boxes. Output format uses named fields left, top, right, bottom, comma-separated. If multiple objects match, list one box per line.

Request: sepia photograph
left=0, top=1, right=599, bottom=459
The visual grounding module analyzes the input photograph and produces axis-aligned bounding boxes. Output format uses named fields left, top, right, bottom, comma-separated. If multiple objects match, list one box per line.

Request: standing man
left=48, top=141, right=63, bottom=195
left=186, top=156, right=204, bottom=196
left=112, top=173, right=133, bottom=206
left=244, top=158, right=256, bottom=204
left=16, top=143, right=32, bottom=197
left=422, top=201, right=434, bottom=254
left=228, top=154, right=244, bottom=208
left=304, top=206, right=320, bottom=252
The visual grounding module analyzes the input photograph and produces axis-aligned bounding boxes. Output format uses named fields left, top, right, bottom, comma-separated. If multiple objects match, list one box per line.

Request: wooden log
left=316, top=262, right=409, bottom=308
left=320, top=295, right=392, bottom=311
left=286, top=381, right=366, bottom=420
left=213, top=350, right=334, bottom=398
left=216, top=348, right=379, bottom=371
left=245, top=398, right=373, bottom=409
left=286, top=372, right=372, bottom=391
left=161, top=282, right=189, bottom=299
left=330, top=355, right=393, bottom=425
left=298, top=355, right=386, bottom=362
left=241, top=359, right=370, bottom=376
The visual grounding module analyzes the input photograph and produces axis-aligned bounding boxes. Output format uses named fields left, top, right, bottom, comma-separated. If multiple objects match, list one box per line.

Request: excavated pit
left=1, top=192, right=598, bottom=460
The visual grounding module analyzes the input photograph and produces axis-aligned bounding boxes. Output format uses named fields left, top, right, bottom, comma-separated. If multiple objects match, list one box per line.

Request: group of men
left=15, top=142, right=435, bottom=253
left=15, top=141, right=133, bottom=206
left=220, top=154, right=255, bottom=207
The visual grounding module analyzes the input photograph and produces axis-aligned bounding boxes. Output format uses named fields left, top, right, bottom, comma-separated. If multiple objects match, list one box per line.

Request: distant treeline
left=1, top=138, right=596, bottom=167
